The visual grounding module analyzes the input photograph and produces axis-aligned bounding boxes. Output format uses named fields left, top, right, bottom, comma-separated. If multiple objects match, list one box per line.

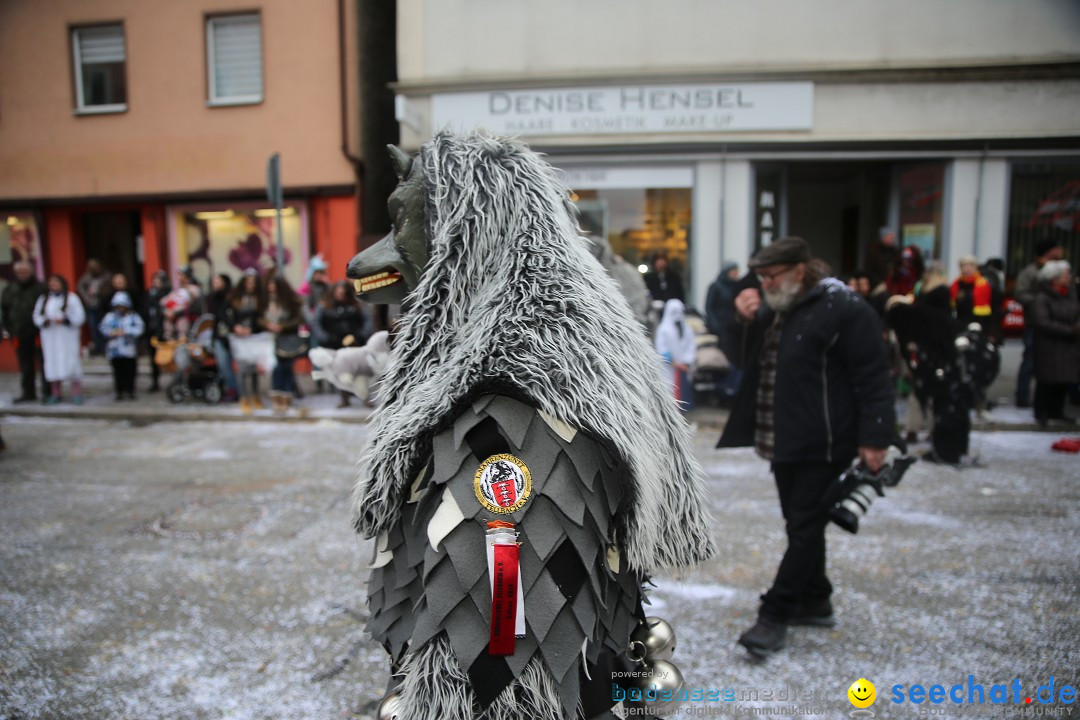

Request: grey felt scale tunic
left=365, top=393, right=644, bottom=717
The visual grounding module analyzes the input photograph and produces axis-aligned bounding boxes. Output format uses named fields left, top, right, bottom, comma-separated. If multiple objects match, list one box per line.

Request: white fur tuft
left=392, top=636, right=575, bottom=720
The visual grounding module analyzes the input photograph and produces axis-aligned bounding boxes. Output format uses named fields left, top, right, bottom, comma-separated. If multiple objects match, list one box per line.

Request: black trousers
left=149, top=344, right=162, bottom=388
left=111, top=357, right=137, bottom=397
left=760, top=460, right=847, bottom=622
left=15, top=334, right=46, bottom=399
left=1034, top=381, right=1069, bottom=422
left=930, top=386, right=972, bottom=464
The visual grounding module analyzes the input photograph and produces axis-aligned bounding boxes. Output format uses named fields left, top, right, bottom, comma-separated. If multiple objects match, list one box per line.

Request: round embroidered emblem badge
left=474, top=454, right=532, bottom=515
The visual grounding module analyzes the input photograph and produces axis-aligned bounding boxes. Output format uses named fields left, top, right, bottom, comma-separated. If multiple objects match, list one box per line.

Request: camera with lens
left=828, top=446, right=916, bottom=534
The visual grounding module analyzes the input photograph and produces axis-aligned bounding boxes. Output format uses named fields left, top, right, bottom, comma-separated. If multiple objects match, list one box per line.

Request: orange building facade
left=0, top=0, right=364, bottom=369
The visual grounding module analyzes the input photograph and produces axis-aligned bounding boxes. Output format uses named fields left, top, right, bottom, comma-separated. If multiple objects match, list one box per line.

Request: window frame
left=70, top=22, right=128, bottom=115
left=205, top=12, right=264, bottom=108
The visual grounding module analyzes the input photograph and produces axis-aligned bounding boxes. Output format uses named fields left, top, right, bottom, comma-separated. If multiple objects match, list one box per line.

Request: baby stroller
left=683, top=314, right=733, bottom=407
left=151, top=314, right=224, bottom=404
left=693, top=333, right=733, bottom=406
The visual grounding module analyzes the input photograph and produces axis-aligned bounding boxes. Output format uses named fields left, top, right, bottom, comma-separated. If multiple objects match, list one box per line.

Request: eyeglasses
left=755, top=266, right=792, bottom=284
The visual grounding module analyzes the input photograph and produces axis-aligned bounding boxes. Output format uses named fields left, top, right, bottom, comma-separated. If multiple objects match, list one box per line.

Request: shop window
left=171, top=204, right=307, bottom=289
left=0, top=213, right=45, bottom=284
left=573, top=187, right=692, bottom=292
left=72, top=24, right=127, bottom=113
left=206, top=13, right=263, bottom=106
left=1006, top=163, right=1080, bottom=279
left=897, top=163, right=946, bottom=261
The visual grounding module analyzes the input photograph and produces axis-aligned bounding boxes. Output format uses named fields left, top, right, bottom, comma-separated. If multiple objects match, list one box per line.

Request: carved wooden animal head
left=346, top=145, right=430, bottom=305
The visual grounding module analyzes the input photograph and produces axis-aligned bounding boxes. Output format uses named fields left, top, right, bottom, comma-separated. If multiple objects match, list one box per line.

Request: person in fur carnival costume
left=345, top=131, right=716, bottom=720
left=308, top=330, right=390, bottom=405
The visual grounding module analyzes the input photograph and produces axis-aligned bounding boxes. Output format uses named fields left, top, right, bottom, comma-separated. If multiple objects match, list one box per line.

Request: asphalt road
left=0, top=416, right=1077, bottom=720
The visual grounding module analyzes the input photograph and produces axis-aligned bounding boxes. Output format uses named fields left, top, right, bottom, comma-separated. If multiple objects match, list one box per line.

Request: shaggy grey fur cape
left=351, top=131, right=715, bottom=572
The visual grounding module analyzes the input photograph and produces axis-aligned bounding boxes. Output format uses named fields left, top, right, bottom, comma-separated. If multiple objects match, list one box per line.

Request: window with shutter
left=72, top=24, right=127, bottom=113
left=207, top=14, right=263, bottom=106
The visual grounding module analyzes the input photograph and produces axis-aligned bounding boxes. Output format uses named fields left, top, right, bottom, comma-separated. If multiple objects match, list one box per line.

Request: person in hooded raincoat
left=654, top=298, right=697, bottom=409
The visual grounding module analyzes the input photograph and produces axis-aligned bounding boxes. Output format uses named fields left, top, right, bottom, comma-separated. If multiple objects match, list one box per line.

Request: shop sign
left=431, top=82, right=812, bottom=137
left=755, top=170, right=784, bottom=252
left=555, top=165, right=693, bottom=190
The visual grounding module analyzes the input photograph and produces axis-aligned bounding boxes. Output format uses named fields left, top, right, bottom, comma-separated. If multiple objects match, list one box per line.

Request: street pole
left=267, top=153, right=285, bottom=277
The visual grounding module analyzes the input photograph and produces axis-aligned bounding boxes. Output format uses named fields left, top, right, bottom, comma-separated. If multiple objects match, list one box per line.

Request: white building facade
left=394, top=0, right=1080, bottom=309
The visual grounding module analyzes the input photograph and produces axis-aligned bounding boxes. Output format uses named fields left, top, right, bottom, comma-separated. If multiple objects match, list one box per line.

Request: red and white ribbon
left=486, top=521, right=525, bottom=655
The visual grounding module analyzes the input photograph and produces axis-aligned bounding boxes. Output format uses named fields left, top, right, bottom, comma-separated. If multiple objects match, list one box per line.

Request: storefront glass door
left=558, top=165, right=693, bottom=292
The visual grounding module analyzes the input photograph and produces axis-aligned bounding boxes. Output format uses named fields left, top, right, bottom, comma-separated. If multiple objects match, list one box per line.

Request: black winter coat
left=207, top=290, right=232, bottom=340
left=143, top=284, right=171, bottom=340
left=1032, top=284, right=1080, bottom=385
left=224, top=295, right=262, bottom=334
left=314, top=303, right=370, bottom=349
left=704, top=275, right=738, bottom=339
left=644, top=270, right=685, bottom=304
left=717, top=279, right=896, bottom=463
left=1, top=277, right=45, bottom=338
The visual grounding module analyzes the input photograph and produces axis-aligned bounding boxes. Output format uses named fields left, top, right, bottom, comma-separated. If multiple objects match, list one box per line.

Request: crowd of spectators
left=636, top=228, right=1077, bottom=461
left=1, top=255, right=374, bottom=415
left=3, top=235, right=1076, bottom=433
left=851, top=232, right=1077, bottom=460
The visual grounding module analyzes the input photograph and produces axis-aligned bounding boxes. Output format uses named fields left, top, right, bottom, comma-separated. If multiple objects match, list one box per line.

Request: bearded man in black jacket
left=718, top=236, right=896, bottom=658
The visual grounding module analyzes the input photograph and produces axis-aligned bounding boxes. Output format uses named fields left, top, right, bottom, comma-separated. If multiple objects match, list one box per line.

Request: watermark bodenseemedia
left=611, top=682, right=832, bottom=716
left=610, top=681, right=829, bottom=704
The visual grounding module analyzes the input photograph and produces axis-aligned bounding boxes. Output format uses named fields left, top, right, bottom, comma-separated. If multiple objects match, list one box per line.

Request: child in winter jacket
left=99, top=291, right=145, bottom=400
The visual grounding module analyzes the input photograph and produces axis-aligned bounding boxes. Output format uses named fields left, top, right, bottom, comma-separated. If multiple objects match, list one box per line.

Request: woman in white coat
left=33, top=274, right=86, bottom=404
left=654, top=298, right=698, bottom=409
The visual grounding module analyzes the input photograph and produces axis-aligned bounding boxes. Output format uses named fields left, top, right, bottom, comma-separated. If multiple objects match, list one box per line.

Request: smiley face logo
left=848, top=678, right=877, bottom=708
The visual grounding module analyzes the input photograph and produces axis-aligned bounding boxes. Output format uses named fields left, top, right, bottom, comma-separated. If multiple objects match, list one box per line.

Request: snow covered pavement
left=0, top=417, right=1076, bottom=719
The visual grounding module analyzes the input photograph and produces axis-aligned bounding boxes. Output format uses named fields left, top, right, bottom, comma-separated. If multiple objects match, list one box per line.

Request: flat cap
left=748, top=236, right=812, bottom=269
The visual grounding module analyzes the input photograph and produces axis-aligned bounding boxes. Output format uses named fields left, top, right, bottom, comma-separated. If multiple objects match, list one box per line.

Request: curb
left=0, top=406, right=374, bottom=426
left=1, top=405, right=1061, bottom=434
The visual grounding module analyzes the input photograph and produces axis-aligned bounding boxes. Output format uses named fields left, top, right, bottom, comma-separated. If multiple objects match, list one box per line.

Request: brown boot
left=239, top=397, right=253, bottom=415
left=250, top=395, right=266, bottom=410
left=270, top=392, right=289, bottom=416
